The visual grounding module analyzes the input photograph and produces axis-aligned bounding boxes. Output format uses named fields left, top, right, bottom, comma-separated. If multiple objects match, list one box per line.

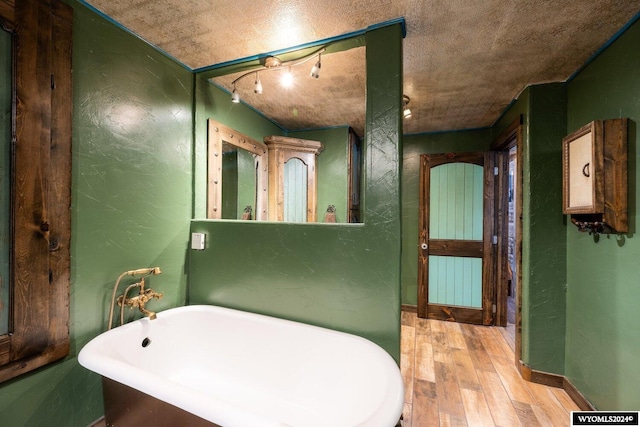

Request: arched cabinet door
left=264, top=136, right=323, bottom=222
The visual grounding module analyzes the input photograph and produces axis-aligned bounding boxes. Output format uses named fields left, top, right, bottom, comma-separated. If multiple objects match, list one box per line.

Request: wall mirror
left=203, top=44, right=365, bottom=223
left=207, top=119, right=268, bottom=220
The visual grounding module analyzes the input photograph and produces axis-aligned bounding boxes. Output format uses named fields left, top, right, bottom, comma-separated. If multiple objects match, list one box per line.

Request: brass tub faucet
left=117, top=277, right=164, bottom=323
left=107, top=267, right=163, bottom=330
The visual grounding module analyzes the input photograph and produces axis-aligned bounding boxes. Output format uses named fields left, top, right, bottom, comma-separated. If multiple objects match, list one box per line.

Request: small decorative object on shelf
left=562, top=118, right=628, bottom=234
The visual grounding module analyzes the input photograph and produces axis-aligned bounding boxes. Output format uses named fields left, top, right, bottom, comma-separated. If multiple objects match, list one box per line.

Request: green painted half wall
left=189, top=24, right=404, bottom=361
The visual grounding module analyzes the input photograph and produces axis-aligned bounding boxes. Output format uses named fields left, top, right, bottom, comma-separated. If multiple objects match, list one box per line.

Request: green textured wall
left=525, top=83, right=567, bottom=374
left=492, top=84, right=568, bottom=375
left=565, top=19, right=640, bottom=410
left=289, top=127, right=350, bottom=222
left=189, top=24, right=403, bottom=361
left=401, top=130, right=492, bottom=305
left=0, top=1, right=194, bottom=425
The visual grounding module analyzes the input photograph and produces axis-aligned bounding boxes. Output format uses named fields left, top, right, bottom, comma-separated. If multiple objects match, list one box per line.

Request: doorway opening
left=505, top=145, right=518, bottom=347
left=492, top=116, right=523, bottom=363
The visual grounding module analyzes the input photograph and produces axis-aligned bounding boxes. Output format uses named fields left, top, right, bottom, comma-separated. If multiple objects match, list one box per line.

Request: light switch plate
left=191, top=232, right=206, bottom=250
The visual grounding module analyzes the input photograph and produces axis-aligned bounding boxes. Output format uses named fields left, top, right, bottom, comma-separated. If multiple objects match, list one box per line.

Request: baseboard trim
left=519, top=361, right=595, bottom=411
left=518, top=361, right=564, bottom=388
left=401, top=304, right=417, bottom=313
left=563, top=377, right=596, bottom=411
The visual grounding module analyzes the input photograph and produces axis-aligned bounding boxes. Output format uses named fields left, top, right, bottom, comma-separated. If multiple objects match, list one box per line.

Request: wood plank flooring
left=401, top=311, right=579, bottom=426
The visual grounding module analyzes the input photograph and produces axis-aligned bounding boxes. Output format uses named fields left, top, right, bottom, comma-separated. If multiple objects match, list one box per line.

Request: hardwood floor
left=401, top=311, right=579, bottom=426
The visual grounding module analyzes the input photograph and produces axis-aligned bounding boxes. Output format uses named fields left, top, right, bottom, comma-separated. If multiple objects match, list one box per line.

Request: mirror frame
left=207, top=119, right=268, bottom=220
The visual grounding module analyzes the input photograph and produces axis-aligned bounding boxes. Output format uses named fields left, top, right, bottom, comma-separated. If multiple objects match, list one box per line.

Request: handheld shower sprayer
left=125, top=267, right=162, bottom=276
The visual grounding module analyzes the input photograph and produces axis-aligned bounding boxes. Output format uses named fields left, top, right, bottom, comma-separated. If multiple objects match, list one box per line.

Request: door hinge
left=492, top=304, right=497, bottom=313
left=492, top=235, right=498, bottom=244
left=494, top=166, right=499, bottom=176
left=51, top=74, right=55, bottom=90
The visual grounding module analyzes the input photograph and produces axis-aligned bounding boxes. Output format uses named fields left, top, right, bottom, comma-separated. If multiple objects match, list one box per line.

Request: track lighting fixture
left=403, top=95, right=412, bottom=119
left=229, top=47, right=327, bottom=103
left=231, top=85, right=240, bottom=103
left=310, top=54, right=321, bottom=79
left=254, top=73, right=263, bottom=94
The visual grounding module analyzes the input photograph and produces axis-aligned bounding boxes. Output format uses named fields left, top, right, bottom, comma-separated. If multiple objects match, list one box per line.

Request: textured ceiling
left=84, top=0, right=640, bottom=136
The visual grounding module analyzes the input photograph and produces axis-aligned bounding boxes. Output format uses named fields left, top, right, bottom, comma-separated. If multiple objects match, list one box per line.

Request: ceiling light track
left=230, top=46, right=326, bottom=103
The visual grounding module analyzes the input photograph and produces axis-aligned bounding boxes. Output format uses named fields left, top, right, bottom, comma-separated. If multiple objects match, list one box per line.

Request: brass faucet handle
left=143, top=288, right=163, bottom=300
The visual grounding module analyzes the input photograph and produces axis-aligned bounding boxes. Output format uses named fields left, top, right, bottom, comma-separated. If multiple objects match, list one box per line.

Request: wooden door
left=417, top=152, right=496, bottom=325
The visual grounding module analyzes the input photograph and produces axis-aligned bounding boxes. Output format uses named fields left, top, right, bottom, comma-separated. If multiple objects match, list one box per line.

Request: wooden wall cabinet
left=562, top=118, right=628, bottom=234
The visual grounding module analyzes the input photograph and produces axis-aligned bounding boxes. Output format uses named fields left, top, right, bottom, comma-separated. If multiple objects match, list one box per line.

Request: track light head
left=310, top=54, right=321, bottom=79
left=402, top=95, right=411, bottom=119
left=231, top=86, right=240, bottom=103
left=254, top=73, right=263, bottom=94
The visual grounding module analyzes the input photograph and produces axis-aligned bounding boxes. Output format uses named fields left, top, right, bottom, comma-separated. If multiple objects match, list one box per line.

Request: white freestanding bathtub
left=79, top=305, right=404, bottom=427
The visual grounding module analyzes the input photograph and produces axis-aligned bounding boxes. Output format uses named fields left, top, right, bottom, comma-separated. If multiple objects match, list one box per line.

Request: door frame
left=417, top=152, right=497, bottom=325
left=491, top=116, right=524, bottom=363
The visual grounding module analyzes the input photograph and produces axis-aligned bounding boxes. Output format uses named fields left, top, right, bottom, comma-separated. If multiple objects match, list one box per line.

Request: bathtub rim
left=78, top=304, right=404, bottom=427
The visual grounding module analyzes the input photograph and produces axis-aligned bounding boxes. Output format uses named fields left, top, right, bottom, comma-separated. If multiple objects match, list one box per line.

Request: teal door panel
left=428, top=162, right=484, bottom=308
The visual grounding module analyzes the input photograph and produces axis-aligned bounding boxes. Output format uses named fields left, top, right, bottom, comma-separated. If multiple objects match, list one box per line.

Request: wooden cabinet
left=562, top=119, right=628, bottom=234
left=264, top=135, right=323, bottom=222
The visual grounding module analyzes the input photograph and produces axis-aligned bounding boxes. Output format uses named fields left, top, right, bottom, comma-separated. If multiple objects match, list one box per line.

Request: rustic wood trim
left=428, top=239, right=483, bottom=258
left=491, top=115, right=523, bottom=150
left=494, top=151, right=509, bottom=327
left=491, top=117, right=524, bottom=364
left=401, top=304, right=417, bottom=313
left=207, top=119, right=268, bottom=220
left=346, top=128, right=362, bottom=223
left=0, top=0, right=72, bottom=383
left=0, top=335, right=10, bottom=365
left=481, top=152, right=496, bottom=326
left=602, top=118, right=628, bottom=232
left=0, top=0, right=15, bottom=29
left=0, top=341, right=69, bottom=383
left=417, top=155, right=430, bottom=318
left=428, top=152, right=484, bottom=168
left=518, top=361, right=596, bottom=411
left=518, top=362, right=564, bottom=388
left=48, top=0, right=72, bottom=348
left=563, top=377, right=596, bottom=411
left=426, top=304, right=483, bottom=324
